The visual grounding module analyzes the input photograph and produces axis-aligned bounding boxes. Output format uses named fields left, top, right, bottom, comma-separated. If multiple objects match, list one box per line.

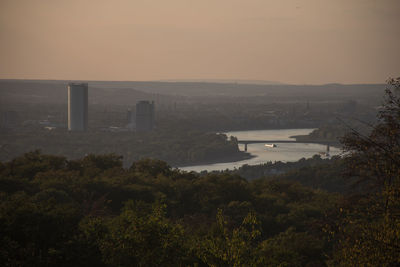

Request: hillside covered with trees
left=0, top=130, right=247, bottom=168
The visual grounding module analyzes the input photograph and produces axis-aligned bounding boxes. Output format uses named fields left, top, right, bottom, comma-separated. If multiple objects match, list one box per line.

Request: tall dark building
left=136, top=101, right=154, bottom=131
left=68, top=83, right=88, bottom=131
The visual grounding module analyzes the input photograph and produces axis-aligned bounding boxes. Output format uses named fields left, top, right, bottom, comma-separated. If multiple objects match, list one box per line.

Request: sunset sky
left=1, top=0, right=399, bottom=84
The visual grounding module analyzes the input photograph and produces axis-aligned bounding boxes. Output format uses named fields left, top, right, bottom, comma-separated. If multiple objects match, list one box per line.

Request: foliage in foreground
left=0, top=151, right=339, bottom=266
left=330, top=77, right=400, bottom=266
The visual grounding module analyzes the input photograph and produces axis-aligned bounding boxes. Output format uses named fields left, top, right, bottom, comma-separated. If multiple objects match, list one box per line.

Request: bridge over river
left=237, top=140, right=340, bottom=153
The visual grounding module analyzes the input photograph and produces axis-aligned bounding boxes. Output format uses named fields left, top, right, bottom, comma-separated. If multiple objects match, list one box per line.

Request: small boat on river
left=265, top=144, right=277, bottom=148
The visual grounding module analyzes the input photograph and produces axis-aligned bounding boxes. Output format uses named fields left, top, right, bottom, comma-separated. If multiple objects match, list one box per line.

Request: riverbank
left=289, top=126, right=348, bottom=147
left=290, top=134, right=342, bottom=148
left=176, top=151, right=255, bottom=168
left=180, top=128, right=342, bottom=172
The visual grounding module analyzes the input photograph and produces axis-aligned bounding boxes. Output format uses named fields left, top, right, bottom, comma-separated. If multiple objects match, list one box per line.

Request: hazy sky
left=1, top=0, right=399, bottom=84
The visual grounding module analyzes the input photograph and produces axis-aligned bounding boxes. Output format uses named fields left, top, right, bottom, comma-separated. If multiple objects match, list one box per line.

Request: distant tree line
left=207, top=155, right=351, bottom=193
left=0, top=130, right=248, bottom=167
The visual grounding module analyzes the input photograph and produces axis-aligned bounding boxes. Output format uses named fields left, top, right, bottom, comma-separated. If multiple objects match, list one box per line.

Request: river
left=180, top=128, right=341, bottom=172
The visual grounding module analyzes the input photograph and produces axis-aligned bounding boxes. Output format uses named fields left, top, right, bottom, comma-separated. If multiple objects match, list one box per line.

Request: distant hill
left=90, top=81, right=385, bottom=106
left=0, top=80, right=176, bottom=106
left=87, top=80, right=385, bottom=101
left=155, top=79, right=284, bottom=85
left=0, top=79, right=386, bottom=106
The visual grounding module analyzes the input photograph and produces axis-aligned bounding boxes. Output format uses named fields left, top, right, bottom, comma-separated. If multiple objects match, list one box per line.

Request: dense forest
left=1, top=78, right=399, bottom=266
left=0, top=151, right=341, bottom=266
left=208, top=155, right=350, bottom=193
left=0, top=129, right=247, bottom=167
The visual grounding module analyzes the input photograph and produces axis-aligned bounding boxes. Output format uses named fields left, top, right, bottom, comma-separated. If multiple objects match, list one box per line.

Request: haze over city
left=1, top=0, right=399, bottom=84
left=1, top=1, right=400, bottom=265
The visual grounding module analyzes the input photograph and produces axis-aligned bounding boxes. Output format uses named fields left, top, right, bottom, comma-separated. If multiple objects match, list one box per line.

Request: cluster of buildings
left=68, top=83, right=154, bottom=132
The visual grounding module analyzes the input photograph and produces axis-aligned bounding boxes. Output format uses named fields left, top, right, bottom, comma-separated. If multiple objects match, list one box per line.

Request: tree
left=333, top=77, right=400, bottom=266
left=197, top=209, right=261, bottom=267
left=130, top=158, right=172, bottom=177
left=95, top=201, right=188, bottom=267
